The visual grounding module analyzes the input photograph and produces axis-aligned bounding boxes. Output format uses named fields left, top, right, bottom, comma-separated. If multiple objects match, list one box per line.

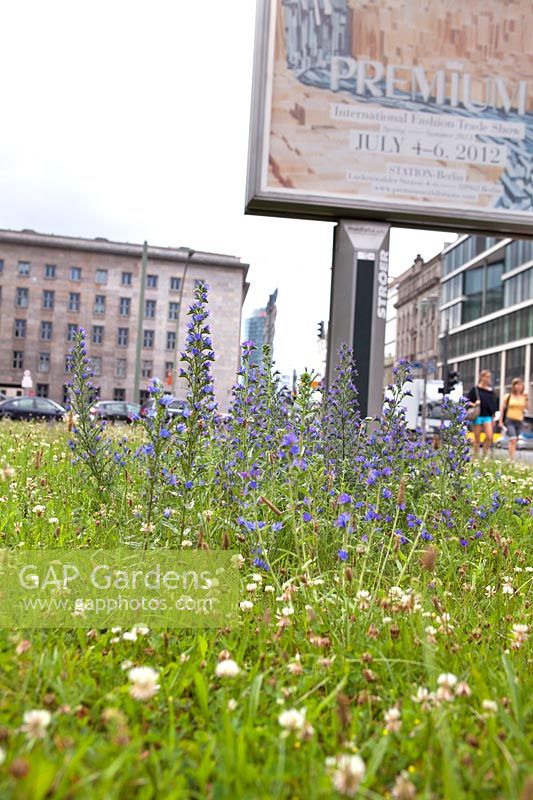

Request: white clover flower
left=122, top=631, right=138, bottom=642
left=510, top=624, right=529, bottom=649
left=437, top=673, right=457, bottom=689
left=239, top=600, right=254, bottom=611
left=482, top=699, right=498, bottom=714
left=251, top=573, right=263, bottom=584
left=356, top=590, right=371, bottom=610
left=215, top=659, right=241, bottom=678
left=280, top=605, right=294, bottom=617
left=31, top=505, right=46, bottom=516
left=278, top=707, right=306, bottom=733
left=436, top=673, right=457, bottom=701
left=227, top=698, right=237, bottom=711
left=131, top=625, right=150, bottom=636
left=127, top=666, right=160, bottom=700
left=384, top=707, right=402, bottom=733
left=21, top=709, right=52, bottom=740
left=264, top=585, right=275, bottom=593
left=502, top=577, right=514, bottom=595
left=391, top=771, right=416, bottom=800
left=330, top=754, right=366, bottom=797
left=411, top=686, right=434, bottom=709
left=120, top=660, right=133, bottom=670
left=246, top=583, right=258, bottom=592
left=48, top=517, right=59, bottom=525
left=181, top=539, right=193, bottom=548
left=287, top=653, right=303, bottom=676
left=455, top=681, right=472, bottom=697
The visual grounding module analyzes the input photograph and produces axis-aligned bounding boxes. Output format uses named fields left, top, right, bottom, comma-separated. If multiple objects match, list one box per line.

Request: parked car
left=0, top=397, right=66, bottom=421
left=89, top=401, right=140, bottom=423
left=140, top=398, right=189, bottom=419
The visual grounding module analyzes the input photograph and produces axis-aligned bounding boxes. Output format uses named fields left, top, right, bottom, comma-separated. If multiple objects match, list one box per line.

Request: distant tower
left=244, top=289, right=278, bottom=366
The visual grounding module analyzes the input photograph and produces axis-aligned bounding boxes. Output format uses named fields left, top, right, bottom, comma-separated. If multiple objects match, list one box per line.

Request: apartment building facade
left=0, top=229, right=249, bottom=410
left=395, top=252, right=442, bottom=377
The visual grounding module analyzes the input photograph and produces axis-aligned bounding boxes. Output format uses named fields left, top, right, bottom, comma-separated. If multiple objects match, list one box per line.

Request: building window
left=40, top=321, right=53, bottom=341
left=70, top=266, right=82, bottom=281
left=44, top=264, right=56, bottom=279
left=14, top=319, right=26, bottom=338
left=121, top=271, right=132, bottom=286
left=62, top=384, right=69, bottom=405
left=92, top=325, right=104, bottom=345
left=117, top=327, right=129, bottom=347
left=504, top=267, right=533, bottom=307
left=115, top=358, right=127, bottom=378
left=170, top=276, right=181, bottom=291
left=165, top=360, right=173, bottom=374
left=67, top=324, right=79, bottom=341
left=141, top=360, right=153, bottom=378
left=36, top=384, right=49, bottom=398
left=166, top=331, right=176, bottom=350
left=113, top=388, right=126, bottom=401
left=94, top=295, right=106, bottom=315
left=68, top=292, right=81, bottom=312
left=95, top=269, right=108, bottom=285
left=15, top=287, right=29, bottom=308
left=0, top=259, right=4, bottom=274
left=146, top=274, right=158, bottom=289
left=13, top=351, right=24, bottom=369
left=42, top=290, right=55, bottom=310
left=18, top=261, right=30, bottom=276
left=143, top=329, right=154, bottom=348
left=38, top=353, right=50, bottom=373
left=119, top=297, right=131, bottom=316
left=168, top=301, right=179, bottom=320
left=145, top=299, right=156, bottom=318
left=90, top=357, right=102, bottom=377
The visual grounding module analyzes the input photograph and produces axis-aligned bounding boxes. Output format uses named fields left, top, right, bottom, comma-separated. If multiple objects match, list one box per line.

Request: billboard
left=246, top=0, right=533, bottom=235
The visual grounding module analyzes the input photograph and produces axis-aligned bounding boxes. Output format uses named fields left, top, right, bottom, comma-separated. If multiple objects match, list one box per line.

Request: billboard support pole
left=326, top=221, right=390, bottom=420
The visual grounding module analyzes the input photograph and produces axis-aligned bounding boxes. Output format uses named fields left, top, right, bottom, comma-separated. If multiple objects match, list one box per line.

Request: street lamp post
left=172, top=248, right=195, bottom=396
left=133, top=241, right=148, bottom=404
left=417, top=295, right=438, bottom=435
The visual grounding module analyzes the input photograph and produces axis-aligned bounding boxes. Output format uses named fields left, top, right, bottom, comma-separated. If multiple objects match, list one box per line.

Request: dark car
left=89, top=401, right=140, bottom=423
left=140, top=398, right=189, bottom=419
left=0, top=397, right=66, bottom=421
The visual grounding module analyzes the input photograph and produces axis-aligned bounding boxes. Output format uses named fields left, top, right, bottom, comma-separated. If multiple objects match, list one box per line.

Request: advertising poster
left=247, top=0, right=533, bottom=232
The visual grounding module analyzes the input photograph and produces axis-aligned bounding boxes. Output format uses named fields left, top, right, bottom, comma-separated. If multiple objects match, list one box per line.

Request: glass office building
left=440, top=235, right=533, bottom=401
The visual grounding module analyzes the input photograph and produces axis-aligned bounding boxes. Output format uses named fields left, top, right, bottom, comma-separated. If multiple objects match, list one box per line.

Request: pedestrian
left=500, top=377, right=528, bottom=461
left=467, top=370, right=498, bottom=457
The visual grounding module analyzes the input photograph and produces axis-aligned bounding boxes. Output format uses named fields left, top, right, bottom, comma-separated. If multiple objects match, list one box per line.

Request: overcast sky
left=0, top=1, right=456, bottom=377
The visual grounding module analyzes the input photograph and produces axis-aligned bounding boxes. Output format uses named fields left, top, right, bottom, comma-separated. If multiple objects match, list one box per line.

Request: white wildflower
left=330, top=754, right=366, bottom=797
left=21, top=709, right=51, bottom=740
left=215, top=659, right=241, bottom=678
left=384, top=707, right=402, bottom=733
left=278, top=707, right=306, bottom=733
left=127, top=666, right=160, bottom=700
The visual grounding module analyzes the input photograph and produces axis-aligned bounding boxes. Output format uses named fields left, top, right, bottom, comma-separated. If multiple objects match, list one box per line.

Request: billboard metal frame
left=246, top=0, right=533, bottom=237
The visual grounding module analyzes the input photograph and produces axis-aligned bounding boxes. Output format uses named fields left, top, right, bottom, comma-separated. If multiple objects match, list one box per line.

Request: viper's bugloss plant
left=174, top=281, right=216, bottom=501
left=66, top=328, right=116, bottom=495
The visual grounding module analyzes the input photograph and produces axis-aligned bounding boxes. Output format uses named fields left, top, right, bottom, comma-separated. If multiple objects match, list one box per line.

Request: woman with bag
left=500, top=378, right=528, bottom=461
left=467, top=370, right=498, bottom=457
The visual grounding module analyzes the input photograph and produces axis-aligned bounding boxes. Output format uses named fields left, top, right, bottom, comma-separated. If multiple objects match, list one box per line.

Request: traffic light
left=439, top=370, right=460, bottom=394
left=317, top=321, right=325, bottom=340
